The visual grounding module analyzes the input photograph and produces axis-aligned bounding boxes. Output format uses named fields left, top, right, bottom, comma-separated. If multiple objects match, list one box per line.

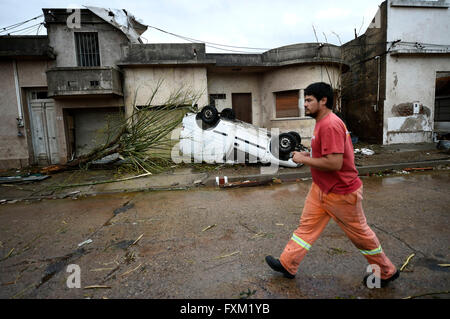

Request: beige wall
left=122, top=66, right=208, bottom=117
left=261, top=64, right=340, bottom=145
left=47, top=23, right=129, bottom=67
left=0, top=60, right=50, bottom=169
left=207, top=64, right=340, bottom=146
left=207, top=72, right=262, bottom=125
left=261, top=65, right=340, bottom=124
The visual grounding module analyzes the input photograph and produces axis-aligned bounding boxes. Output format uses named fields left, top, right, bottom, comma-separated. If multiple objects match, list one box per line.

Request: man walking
left=266, top=82, right=399, bottom=288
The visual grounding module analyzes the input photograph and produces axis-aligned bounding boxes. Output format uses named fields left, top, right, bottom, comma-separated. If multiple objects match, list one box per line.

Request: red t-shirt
left=310, top=112, right=362, bottom=194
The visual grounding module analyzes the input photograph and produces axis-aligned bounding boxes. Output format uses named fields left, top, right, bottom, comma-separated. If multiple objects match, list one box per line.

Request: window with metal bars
left=75, top=32, right=100, bottom=67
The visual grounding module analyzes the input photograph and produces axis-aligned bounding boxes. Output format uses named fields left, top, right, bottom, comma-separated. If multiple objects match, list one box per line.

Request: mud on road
left=0, top=171, right=449, bottom=299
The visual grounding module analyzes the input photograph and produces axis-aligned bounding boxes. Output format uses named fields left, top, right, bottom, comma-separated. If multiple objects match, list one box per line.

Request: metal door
left=29, top=93, right=59, bottom=165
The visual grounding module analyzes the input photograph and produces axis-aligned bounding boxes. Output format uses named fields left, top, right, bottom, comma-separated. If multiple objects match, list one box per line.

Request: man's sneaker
left=265, top=255, right=295, bottom=279
left=363, top=269, right=400, bottom=288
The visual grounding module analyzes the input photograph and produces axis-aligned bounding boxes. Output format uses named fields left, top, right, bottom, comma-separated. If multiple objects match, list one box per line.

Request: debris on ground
left=403, top=291, right=450, bottom=299
left=239, top=288, right=257, bottom=299
left=83, top=285, right=111, bottom=290
left=61, top=191, right=81, bottom=199
left=2, top=248, right=14, bottom=261
left=214, top=251, right=240, bottom=260
left=90, top=268, right=115, bottom=272
left=220, top=179, right=272, bottom=188
left=201, top=224, right=216, bottom=232
left=354, top=148, right=375, bottom=156
left=0, top=174, right=50, bottom=184
left=131, top=234, right=144, bottom=246
left=327, top=247, right=348, bottom=255
left=272, top=177, right=282, bottom=184
left=394, top=170, right=410, bottom=175
left=120, top=263, right=142, bottom=277
left=403, top=167, right=433, bottom=172
left=78, top=239, right=93, bottom=247
left=400, top=253, right=415, bottom=271
left=113, top=201, right=134, bottom=215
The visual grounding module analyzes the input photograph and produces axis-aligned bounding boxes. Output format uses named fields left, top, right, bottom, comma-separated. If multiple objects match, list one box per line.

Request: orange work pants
left=280, top=183, right=397, bottom=279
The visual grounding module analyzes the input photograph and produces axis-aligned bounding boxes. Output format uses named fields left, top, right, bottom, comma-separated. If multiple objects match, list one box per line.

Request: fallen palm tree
left=41, top=83, right=202, bottom=174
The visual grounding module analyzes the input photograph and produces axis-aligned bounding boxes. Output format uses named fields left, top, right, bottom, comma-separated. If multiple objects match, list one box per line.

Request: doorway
left=232, top=93, right=252, bottom=124
left=28, top=90, right=59, bottom=165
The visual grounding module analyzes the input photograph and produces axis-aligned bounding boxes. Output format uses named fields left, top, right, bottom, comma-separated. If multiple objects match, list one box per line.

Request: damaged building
left=342, top=0, right=450, bottom=144
left=0, top=1, right=448, bottom=169
left=0, top=6, right=345, bottom=169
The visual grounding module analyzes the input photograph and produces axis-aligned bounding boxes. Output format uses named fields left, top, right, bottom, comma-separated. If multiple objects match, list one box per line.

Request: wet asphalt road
left=0, top=170, right=449, bottom=299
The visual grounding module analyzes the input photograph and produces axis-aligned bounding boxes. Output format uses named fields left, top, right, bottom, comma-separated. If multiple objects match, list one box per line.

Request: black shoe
left=265, top=255, right=295, bottom=279
left=363, top=269, right=400, bottom=288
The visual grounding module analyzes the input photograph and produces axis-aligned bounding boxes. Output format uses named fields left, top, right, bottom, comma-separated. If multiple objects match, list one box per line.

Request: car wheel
left=200, top=105, right=219, bottom=124
left=220, top=108, right=236, bottom=120
left=288, top=131, right=301, bottom=147
left=279, top=133, right=296, bottom=153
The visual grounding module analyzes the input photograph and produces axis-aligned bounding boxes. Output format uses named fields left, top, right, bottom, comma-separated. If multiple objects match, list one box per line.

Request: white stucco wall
left=384, top=0, right=450, bottom=144
left=47, top=23, right=129, bottom=67
left=122, top=67, right=208, bottom=116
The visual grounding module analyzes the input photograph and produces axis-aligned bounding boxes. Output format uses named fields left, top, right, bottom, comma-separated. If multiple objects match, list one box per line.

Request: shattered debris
left=201, top=224, right=216, bottom=232
left=131, top=234, right=144, bottom=246
left=354, top=148, right=375, bottom=156
left=78, top=239, right=93, bottom=248
left=400, top=253, right=415, bottom=271
left=214, top=251, right=240, bottom=260
left=113, top=201, right=134, bottom=215
left=0, top=174, right=49, bottom=184
left=219, top=179, right=272, bottom=188
left=83, top=285, right=111, bottom=290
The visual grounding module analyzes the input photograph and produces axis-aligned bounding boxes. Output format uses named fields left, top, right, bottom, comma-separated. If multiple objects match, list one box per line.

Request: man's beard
left=305, top=109, right=318, bottom=118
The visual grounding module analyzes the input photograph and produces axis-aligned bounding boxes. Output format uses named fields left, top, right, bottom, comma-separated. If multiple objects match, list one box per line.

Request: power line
left=146, top=24, right=270, bottom=51
left=0, top=14, right=44, bottom=33
left=2, top=23, right=44, bottom=35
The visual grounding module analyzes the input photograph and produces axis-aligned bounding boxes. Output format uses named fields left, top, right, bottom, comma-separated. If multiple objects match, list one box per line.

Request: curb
left=1, top=159, right=449, bottom=202
left=203, top=159, right=450, bottom=186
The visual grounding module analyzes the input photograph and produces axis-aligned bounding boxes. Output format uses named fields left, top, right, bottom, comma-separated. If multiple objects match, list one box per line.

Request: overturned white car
left=179, top=105, right=306, bottom=168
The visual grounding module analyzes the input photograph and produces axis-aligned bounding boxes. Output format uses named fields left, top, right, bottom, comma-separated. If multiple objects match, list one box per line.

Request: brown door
left=232, top=93, right=252, bottom=123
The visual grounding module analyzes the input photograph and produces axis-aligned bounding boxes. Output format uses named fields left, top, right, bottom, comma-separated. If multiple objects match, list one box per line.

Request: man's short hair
left=304, top=82, right=334, bottom=109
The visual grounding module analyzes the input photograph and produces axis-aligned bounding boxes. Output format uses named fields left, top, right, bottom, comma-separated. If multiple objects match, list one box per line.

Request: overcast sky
left=0, top=0, right=384, bottom=53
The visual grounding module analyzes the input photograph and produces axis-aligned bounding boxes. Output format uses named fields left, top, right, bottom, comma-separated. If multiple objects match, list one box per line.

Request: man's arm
left=292, top=152, right=343, bottom=172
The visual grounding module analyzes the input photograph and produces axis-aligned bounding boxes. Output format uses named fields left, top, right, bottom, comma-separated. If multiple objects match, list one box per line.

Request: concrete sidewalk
left=0, top=142, right=449, bottom=202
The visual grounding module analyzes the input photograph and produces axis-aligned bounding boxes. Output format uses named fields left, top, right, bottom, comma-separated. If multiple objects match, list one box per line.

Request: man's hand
left=292, top=151, right=343, bottom=171
left=292, top=151, right=310, bottom=164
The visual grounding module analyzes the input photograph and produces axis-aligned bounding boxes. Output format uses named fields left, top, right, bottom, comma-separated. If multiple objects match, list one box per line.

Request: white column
left=299, top=89, right=305, bottom=117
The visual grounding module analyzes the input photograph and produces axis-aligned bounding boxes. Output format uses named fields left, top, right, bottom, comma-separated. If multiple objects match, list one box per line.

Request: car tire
left=200, top=105, right=219, bottom=124
left=288, top=131, right=301, bottom=147
left=271, top=133, right=296, bottom=156
left=279, top=133, right=297, bottom=154
left=220, top=108, right=236, bottom=120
